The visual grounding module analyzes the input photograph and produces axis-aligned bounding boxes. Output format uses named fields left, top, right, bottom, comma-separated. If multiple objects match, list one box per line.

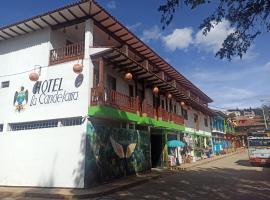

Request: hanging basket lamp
left=180, top=101, right=185, bottom=106
left=29, top=72, right=39, bottom=82
left=124, top=72, right=133, bottom=81
left=167, top=93, right=172, bottom=99
left=153, top=86, right=159, bottom=94
left=73, top=63, right=83, bottom=74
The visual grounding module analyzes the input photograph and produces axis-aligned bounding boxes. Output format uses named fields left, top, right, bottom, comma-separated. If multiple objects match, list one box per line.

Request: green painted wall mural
left=85, top=122, right=151, bottom=186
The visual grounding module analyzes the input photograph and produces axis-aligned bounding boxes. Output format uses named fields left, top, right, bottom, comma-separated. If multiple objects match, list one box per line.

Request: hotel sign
left=30, top=78, right=79, bottom=106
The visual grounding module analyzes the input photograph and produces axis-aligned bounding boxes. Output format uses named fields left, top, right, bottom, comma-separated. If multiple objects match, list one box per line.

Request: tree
left=158, top=0, right=270, bottom=60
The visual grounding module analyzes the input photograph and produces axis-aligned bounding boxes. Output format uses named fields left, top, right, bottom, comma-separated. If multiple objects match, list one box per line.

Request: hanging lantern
left=180, top=101, right=185, bottom=106
left=167, top=93, right=172, bottom=99
left=153, top=86, right=159, bottom=94
left=29, top=72, right=39, bottom=81
left=73, top=63, right=83, bottom=74
left=124, top=72, right=133, bottom=81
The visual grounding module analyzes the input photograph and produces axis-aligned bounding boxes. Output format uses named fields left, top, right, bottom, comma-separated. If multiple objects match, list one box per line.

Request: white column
left=85, top=19, right=94, bottom=57
left=84, top=19, right=94, bottom=109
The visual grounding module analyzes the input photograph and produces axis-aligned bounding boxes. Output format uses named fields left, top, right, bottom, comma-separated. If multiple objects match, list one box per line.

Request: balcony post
left=134, top=79, right=140, bottom=115
left=98, top=57, right=104, bottom=103
left=85, top=19, right=94, bottom=52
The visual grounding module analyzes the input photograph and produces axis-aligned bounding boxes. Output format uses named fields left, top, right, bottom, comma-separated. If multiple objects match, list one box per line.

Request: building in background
left=0, top=0, right=214, bottom=188
left=243, top=110, right=255, bottom=118
left=211, top=110, right=226, bottom=155
left=225, top=109, right=241, bottom=118
left=224, top=117, right=236, bottom=152
left=234, top=116, right=266, bottom=147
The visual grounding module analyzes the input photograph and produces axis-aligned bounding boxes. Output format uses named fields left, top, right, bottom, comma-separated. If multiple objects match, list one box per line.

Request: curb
left=172, top=149, right=246, bottom=171
left=7, top=174, right=161, bottom=200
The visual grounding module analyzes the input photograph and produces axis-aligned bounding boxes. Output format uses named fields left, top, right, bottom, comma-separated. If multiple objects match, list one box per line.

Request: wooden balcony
left=90, top=87, right=184, bottom=125
left=49, top=41, right=84, bottom=65
left=141, top=100, right=156, bottom=118
left=171, top=112, right=185, bottom=125
left=91, top=87, right=138, bottom=113
left=159, top=108, right=170, bottom=122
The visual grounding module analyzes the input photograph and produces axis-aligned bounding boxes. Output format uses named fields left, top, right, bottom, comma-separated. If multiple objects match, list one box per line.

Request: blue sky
left=1, top=0, right=269, bottom=110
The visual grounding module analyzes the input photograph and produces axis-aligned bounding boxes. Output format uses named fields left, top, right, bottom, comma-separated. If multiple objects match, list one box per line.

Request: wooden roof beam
left=77, top=4, right=88, bottom=16
left=67, top=8, right=79, bottom=19
left=58, top=11, right=70, bottom=22
left=1, top=30, right=14, bottom=38
left=31, top=20, right=44, bottom=29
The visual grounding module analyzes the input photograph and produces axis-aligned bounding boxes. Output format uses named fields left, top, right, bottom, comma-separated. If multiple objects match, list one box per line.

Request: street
left=98, top=151, right=270, bottom=200
left=2, top=151, right=270, bottom=200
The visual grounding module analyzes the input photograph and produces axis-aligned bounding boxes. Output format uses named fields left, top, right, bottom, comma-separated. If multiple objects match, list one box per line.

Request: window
left=161, top=100, right=165, bottom=109
left=194, top=114, right=198, bottom=123
left=204, top=118, right=208, bottom=127
left=8, top=117, right=83, bottom=131
left=128, top=123, right=135, bottom=130
left=1, top=81, right=9, bottom=88
left=93, top=69, right=99, bottom=87
left=0, top=124, right=3, bottom=132
left=129, top=85, right=134, bottom=97
left=182, top=109, right=188, bottom=120
left=107, top=75, right=116, bottom=90
left=60, top=117, right=83, bottom=127
left=66, top=40, right=73, bottom=46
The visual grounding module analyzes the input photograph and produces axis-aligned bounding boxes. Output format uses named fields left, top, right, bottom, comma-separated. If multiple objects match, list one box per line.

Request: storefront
left=167, top=131, right=185, bottom=166
left=182, top=128, right=212, bottom=162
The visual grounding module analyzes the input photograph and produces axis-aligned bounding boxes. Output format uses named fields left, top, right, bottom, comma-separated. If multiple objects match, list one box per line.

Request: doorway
left=150, top=134, right=163, bottom=167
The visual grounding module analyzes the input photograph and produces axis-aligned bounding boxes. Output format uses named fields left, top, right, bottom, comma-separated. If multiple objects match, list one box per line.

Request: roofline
left=0, top=0, right=213, bottom=103
left=0, top=0, right=86, bottom=32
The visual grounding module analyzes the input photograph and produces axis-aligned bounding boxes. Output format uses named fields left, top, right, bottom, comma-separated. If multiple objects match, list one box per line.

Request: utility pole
left=260, top=99, right=270, bottom=130
left=262, top=106, right=268, bottom=130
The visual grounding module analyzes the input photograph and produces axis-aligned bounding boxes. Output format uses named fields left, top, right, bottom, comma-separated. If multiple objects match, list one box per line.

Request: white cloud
left=162, top=28, right=193, bottom=51
left=141, top=25, right=162, bottom=42
left=263, top=62, right=270, bottom=71
left=185, top=61, right=270, bottom=109
left=195, top=20, right=234, bottom=53
left=126, top=22, right=142, bottom=32
left=209, top=87, right=261, bottom=109
left=107, top=1, right=116, bottom=9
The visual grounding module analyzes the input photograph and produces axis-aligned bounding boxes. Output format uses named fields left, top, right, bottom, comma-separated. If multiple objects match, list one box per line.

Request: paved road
left=97, top=151, right=270, bottom=200
left=2, top=151, right=270, bottom=200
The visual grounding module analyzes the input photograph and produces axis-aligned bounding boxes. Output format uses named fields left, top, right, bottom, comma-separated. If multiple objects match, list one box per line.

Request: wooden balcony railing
left=141, top=100, right=156, bottom=118
left=171, top=112, right=184, bottom=125
left=159, top=107, right=170, bottom=122
left=91, top=87, right=138, bottom=113
left=49, top=41, right=84, bottom=65
left=90, top=87, right=184, bottom=125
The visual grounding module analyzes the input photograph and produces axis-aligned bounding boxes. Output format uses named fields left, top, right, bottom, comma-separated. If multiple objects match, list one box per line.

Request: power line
left=0, top=65, right=48, bottom=78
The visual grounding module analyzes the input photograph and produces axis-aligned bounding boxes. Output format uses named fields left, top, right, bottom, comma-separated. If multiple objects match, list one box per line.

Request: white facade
left=0, top=1, right=213, bottom=187
left=0, top=25, right=92, bottom=188
left=183, top=106, right=212, bottom=136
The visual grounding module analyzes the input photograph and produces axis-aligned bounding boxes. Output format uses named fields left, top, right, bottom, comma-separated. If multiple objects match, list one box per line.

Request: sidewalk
left=0, top=148, right=246, bottom=200
left=0, top=173, right=161, bottom=200
left=170, top=148, right=247, bottom=171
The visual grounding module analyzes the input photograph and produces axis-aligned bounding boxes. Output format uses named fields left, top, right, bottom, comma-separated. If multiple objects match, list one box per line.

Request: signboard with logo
left=4, top=60, right=89, bottom=122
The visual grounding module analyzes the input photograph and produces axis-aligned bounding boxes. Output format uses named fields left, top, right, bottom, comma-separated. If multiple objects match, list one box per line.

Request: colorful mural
left=85, top=122, right=151, bottom=186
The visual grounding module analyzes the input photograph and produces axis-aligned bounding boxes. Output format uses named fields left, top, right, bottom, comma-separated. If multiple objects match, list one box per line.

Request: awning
left=167, top=140, right=186, bottom=148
